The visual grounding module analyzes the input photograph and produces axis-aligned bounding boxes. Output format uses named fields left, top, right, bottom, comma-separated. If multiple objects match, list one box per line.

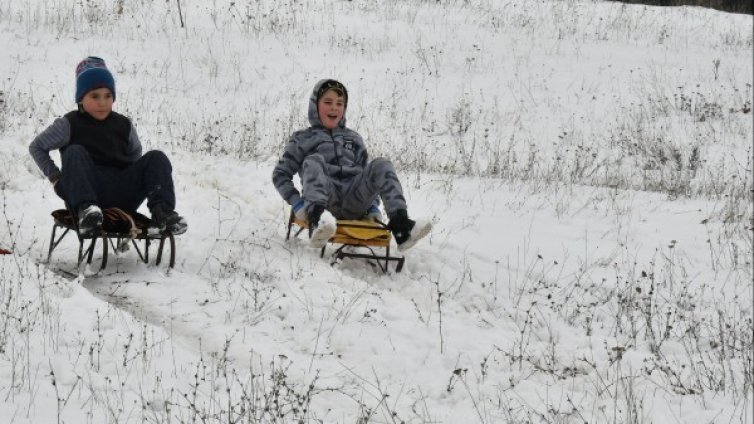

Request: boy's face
left=80, top=87, right=114, bottom=120
left=317, top=89, right=345, bottom=130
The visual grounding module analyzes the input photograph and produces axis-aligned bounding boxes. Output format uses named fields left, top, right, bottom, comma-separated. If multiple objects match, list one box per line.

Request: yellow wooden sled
left=286, top=210, right=404, bottom=273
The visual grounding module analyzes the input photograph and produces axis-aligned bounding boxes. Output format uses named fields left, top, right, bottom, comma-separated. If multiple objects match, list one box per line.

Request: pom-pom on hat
left=75, top=56, right=115, bottom=103
left=316, top=79, right=348, bottom=107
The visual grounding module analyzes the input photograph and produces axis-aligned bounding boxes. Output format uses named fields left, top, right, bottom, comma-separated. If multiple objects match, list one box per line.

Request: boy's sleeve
left=28, top=117, right=71, bottom=182
left=272, top=134, right=305, bottom=206
left=128, top=122, right=143, bottom=161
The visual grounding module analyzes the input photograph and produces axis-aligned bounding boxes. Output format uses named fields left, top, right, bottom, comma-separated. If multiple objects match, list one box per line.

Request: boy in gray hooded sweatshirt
left=272, top=79, right=431, bottom=250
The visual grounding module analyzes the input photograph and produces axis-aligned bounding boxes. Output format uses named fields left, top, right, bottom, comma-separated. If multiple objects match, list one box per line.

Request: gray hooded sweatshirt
left=272, top=81, right=369, bottom=203
left=272, top=80, right=406, bottom=219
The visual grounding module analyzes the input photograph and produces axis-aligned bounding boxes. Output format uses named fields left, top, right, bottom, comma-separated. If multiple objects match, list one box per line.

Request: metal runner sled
left=48, top=207, right=176, bottom=272
left=286, top=210, right=405, bottom=273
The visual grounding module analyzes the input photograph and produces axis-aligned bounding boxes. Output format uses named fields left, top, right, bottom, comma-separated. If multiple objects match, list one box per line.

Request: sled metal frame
left=286, top=210, right=404, bottom=273
left=47, top=209, right=176, bottom=273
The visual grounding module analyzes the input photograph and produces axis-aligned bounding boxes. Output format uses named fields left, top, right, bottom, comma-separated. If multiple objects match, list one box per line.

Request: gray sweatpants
left=301, top=155, right=406, bottom=220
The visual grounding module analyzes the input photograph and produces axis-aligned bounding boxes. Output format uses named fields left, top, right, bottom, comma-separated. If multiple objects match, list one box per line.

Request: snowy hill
left=0, top=0, right=752, bottom=422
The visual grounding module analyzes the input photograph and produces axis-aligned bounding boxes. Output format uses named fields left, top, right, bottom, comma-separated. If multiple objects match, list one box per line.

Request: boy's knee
left=371, top=157, right=394, bottom=170
left=369, top=157, right=396, bottom=179
left=303, top=153, right=327, bottom=166
left=302, top=154, right=328, bottom=172
left=143, top=150, right=171, bottom=166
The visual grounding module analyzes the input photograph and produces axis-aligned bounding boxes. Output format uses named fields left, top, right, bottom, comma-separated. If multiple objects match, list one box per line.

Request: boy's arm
left=128, top=123, right=143, bottom=161
left=28, top=117, right=71, bottom=183
left=272, top=135, right=305, bottom=206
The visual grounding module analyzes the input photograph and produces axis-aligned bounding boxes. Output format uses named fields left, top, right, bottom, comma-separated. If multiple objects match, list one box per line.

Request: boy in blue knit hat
left=273, top=79, right=431, bottom=250
left=29, top=56, right=187, bottom=236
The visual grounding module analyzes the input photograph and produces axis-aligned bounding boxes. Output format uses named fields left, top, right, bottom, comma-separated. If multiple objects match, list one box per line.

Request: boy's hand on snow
left=293, top=199, right=307, bottom=221
left=366, top=205, right=382, bottom=222
left=49, top=172, right=61, bottom=186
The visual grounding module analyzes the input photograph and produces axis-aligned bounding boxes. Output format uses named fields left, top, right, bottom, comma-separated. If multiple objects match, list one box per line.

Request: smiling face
left=317, top=89, right=345, bottom=129
left=79, top=87, right=114, bottom=120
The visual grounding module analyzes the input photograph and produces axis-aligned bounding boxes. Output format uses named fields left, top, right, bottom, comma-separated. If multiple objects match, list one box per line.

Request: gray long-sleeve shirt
left=29, top=115, right=142, bottom=181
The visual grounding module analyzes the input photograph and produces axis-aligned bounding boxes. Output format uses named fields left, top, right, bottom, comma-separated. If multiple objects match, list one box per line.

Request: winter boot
left=307, top=205, right=336, bottom=248
left=388, top=209, right=432, bottom=252
left=77, top=204, right=103, bottom=237
left=149, top=203, right=188, bottom=236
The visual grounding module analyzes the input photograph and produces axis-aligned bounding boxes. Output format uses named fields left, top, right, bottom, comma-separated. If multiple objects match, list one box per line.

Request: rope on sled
left=103, top=208, right=139, bottom=240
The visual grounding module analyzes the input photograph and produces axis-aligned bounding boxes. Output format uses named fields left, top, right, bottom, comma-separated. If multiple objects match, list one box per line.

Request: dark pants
left=55, top=145, right=176, bottom=214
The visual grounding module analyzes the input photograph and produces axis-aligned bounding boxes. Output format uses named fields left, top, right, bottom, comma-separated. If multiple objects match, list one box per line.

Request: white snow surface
left=0, top=0, right=752, bottom=423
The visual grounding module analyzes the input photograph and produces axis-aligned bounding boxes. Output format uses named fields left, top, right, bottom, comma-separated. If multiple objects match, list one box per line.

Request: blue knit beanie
left=75, top=56, right=115, bottom=103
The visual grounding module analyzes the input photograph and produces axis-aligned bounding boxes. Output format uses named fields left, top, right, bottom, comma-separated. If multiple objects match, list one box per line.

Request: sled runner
left=47, top=207, right=176, bottom=272
left=286, top=210, right=405, bottom=273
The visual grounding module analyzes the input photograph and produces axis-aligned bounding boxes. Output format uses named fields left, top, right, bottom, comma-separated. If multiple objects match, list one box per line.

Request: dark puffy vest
left=62, top=110, right=132, bottom=168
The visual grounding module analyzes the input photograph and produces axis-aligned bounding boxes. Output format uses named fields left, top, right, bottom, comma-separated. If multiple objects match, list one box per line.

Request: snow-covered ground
left=0, top=0, right=751, bottom=422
